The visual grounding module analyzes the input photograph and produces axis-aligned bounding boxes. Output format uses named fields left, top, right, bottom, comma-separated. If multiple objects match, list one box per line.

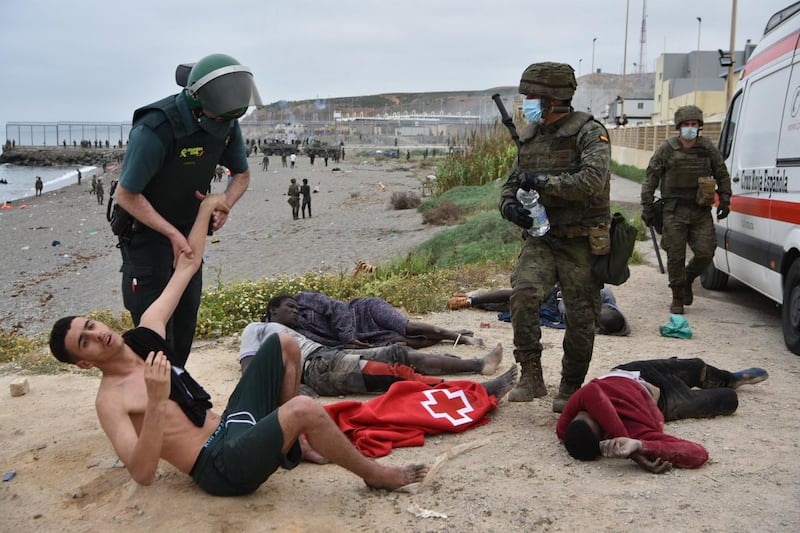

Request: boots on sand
left=508, top=359, right=547, bottom=402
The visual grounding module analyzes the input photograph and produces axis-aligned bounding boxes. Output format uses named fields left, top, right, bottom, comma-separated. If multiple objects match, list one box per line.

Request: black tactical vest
left=518, top=112, right=610, bottom=227
left=132, top=95, right=231, bottom=233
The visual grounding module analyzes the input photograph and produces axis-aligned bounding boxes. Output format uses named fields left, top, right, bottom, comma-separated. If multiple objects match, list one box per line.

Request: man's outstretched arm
left=139, top=193, right=229, bottom=337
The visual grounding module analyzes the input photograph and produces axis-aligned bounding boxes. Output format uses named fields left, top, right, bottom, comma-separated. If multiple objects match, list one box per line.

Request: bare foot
left=300, top=434, right=329, bottom=464
left=481, top=343, right=503, bottom=375
left=482, top=365, right=518, bottom=400
left=458, top=334, right=485, bottom=348
left=365, top=463, right=429, bottom=491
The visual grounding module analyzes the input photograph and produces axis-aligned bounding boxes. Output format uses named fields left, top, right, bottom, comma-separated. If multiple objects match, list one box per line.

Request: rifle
left=648, top=225, right=666, bottom=274
left=491, top=93, right=521, bottom=150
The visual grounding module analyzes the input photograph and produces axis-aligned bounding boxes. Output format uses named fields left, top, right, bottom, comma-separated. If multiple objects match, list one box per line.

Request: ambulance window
left=738, top=69, right=789, bottom=167
left=719, top=91, right=742, bottom=159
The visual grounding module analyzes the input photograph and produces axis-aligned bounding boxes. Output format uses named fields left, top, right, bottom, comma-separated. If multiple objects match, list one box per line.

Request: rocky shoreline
left=0, top=145, right=125, bottom=167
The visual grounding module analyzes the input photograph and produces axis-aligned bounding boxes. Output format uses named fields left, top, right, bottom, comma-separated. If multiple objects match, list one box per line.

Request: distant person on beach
left=35, top=176, right=43, bottom=197
left=47, top=194, right=428, bottom=495
left=261, top=155, right=269, bottom=171
left=288, top=178, right=300, bottom=220
left=300, top=178, right=311, bottom=218
left=114, top=53, right=260, bottom=367
left=90, top=175, right=98, bottom=196
left=95, top=179, right=104, bottom=205
left=76, top=168, right=82, bottom=185
left=290, top=153, right=297, bottom=169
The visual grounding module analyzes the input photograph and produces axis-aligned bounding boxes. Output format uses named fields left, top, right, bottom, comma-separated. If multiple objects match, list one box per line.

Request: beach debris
left=407, top=502, right=448, bottom=520
left=2, top=470, right=16, bottom=482
left=352, top=260, right=377, bottom=277
left=378, top=181, right=386, bottom=191
left=9, top=377, right=30, bottom=397
left=51, top=240, right=61, bottom=246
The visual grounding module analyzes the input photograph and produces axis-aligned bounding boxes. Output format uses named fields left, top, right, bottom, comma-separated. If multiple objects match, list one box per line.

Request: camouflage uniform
left=499, top=62, right=611, bottom=409
left=641, top=105, right=731, bottom=313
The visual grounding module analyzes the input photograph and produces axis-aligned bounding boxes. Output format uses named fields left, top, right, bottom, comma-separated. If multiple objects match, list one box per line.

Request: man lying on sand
left=47, top=193, right=428, bottom=496
left=240, top=295, right=503, bottom=396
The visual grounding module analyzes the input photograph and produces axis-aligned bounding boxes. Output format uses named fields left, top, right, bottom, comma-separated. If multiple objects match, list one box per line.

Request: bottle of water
left=516, top=188, right=550, bottom=237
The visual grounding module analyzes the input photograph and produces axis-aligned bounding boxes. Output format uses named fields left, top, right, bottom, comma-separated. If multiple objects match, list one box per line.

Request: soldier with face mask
left=641, top=105, right=731, bottom=315
left=499, top=62, right=612, bottom=412
left=115, top=53, right=261, bottom=367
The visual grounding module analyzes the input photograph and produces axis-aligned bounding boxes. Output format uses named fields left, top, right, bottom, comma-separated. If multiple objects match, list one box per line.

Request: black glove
left=518, top=172, right=549, bottom=191
left=717, top=201, right=730, bottom=220
left=502, top=201, right=533, bottom=229
left=641, top=205, right=655, bottom=227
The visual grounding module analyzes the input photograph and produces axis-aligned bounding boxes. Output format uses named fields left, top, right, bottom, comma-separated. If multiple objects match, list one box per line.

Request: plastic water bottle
left=516, top=188, right=550, bottom=237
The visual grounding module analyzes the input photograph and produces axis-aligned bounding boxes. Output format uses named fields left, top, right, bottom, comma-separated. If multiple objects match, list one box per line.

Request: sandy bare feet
left=480, top=343, right=503, bottom=375
left=299, top=434, right=329, bottom=464
left=456, top=331, right=485, bottom=348
left=365, top=463, right=430, bottom=491
left=482, top=365, right=518, bottom=400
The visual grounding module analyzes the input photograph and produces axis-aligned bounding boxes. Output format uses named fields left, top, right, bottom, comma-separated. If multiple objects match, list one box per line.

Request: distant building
left=651, top=46, right=754, bottom=124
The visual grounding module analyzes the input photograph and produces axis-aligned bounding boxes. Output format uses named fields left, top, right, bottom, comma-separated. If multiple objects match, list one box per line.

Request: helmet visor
left=192, top=66, right=263, bottom=119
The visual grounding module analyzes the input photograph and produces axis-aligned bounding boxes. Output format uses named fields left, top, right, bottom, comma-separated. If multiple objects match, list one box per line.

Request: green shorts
left=191, top=333, right=301, bottom=496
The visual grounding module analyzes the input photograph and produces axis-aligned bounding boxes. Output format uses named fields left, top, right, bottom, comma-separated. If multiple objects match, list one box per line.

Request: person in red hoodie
left=556, top=358, right=767, bottom=473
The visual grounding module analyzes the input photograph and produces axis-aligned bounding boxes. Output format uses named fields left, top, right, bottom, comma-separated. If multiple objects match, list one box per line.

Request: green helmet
left=185, top=53, right=262, bottom=119
left=519, top=62, right=577, bottom=100
left=674, top=105, right=704, bottom=129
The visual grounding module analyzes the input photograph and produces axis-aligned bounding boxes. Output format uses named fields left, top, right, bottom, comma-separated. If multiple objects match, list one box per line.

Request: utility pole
left=694, top=16, right=702, bottom=105
left=622, top=0, right=629, bottom=121
left=726, top=0, right=738, bottom=105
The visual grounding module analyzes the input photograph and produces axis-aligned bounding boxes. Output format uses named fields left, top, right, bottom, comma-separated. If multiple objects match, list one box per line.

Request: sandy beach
left=0, top=153, right=442, bottom=337
left=1, top=155, right=799, bottom=531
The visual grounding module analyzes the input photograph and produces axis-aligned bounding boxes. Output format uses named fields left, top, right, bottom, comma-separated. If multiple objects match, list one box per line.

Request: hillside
left=249, top=72, right=655, bottom=123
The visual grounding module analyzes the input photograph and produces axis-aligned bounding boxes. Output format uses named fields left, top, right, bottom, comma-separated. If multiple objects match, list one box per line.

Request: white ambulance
left=702, top=2, right=800, bottom=354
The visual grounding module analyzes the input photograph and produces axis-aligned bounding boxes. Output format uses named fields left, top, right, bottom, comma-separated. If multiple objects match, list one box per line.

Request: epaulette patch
left=599, top=135, right=609, bottom=143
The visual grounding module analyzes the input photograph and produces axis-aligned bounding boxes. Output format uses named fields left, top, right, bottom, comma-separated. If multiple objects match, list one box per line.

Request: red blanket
left=324, top=380, right=498, bottom=457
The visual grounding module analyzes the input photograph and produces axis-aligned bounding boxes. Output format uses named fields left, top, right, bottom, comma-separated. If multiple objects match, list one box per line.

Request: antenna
left=639, top=0, right=647, bottom=73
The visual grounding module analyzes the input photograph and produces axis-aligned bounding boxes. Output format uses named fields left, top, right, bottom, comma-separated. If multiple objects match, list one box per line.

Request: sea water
left=0, top=164, right=97, bottom=203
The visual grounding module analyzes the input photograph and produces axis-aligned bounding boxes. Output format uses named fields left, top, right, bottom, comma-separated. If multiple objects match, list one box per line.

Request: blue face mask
left=523, top=99, right=543, bottom=124
left=680, top=126, right=699, bottom=141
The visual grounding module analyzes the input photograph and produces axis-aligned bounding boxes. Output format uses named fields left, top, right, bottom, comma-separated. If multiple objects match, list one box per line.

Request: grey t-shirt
left=239, top=322, right=323, bottom=363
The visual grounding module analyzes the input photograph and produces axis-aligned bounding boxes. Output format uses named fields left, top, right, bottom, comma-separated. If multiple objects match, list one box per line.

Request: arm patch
left=599, top=135, right=609, bottom=143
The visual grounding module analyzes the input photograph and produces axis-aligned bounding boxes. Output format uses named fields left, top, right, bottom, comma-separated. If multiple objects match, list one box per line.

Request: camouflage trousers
left=509, top=234, right=601, bottom=385
left=303, top=345, right=409, bottom=396
left=660, top=202, right=716, bottom=288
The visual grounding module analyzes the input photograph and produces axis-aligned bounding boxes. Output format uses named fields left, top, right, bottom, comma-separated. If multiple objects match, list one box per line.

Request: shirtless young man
left=48, top=193, right=428, bottom=496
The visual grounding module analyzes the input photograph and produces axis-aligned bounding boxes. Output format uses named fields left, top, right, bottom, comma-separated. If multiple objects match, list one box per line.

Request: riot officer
left=114, top=53, right=261, bottom=367
left=641, top=105, right=731, bottom=314
left=499, top=62, right=611, bottom=412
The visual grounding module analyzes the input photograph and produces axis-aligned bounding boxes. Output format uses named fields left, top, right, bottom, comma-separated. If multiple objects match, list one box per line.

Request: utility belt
left=547, top=224, right=590, bottom=238
left=547, top=222, right=611, bottom=256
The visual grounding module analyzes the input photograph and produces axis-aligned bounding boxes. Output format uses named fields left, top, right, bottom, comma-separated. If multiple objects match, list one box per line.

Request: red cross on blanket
left=324, top=380, right=499, bottom=458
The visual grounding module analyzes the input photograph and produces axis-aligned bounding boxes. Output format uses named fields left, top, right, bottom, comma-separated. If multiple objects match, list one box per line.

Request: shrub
left=389, top=191, right=422, bottom=210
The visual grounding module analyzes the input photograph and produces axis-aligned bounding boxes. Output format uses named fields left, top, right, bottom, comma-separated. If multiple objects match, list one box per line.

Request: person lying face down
left=556, top=358, right=767, bottom=473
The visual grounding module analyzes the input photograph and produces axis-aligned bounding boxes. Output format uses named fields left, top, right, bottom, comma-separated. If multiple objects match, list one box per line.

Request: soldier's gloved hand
left=518, top=172, right=549, bottom=191
left=717, top=201, right=730, bottom=220
left=502, top=201, right=533, bottom=229
left=641, top=205, right=655, bottom=227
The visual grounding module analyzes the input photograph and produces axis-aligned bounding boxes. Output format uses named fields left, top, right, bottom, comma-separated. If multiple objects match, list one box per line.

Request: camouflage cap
left=519, top=62, right=577, bottom=99
left=674, top=105, right=704, bottom=128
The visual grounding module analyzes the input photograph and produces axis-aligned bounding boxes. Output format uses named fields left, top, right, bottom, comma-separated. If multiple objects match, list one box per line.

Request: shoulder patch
left=599, top=135, right=609, bottom=143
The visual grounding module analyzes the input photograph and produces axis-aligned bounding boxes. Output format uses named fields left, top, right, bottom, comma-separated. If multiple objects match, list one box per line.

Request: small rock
left=10, top=377, right=29, bottom=397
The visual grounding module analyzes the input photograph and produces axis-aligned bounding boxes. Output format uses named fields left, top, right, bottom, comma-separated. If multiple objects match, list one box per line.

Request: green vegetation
left=2, top=127, right=644, bottom=370
left=610, top=160, right=646, bottom=183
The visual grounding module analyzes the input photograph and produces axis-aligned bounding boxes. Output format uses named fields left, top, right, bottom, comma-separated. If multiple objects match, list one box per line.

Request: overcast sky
left=0, top=0, right=792, bottom=133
